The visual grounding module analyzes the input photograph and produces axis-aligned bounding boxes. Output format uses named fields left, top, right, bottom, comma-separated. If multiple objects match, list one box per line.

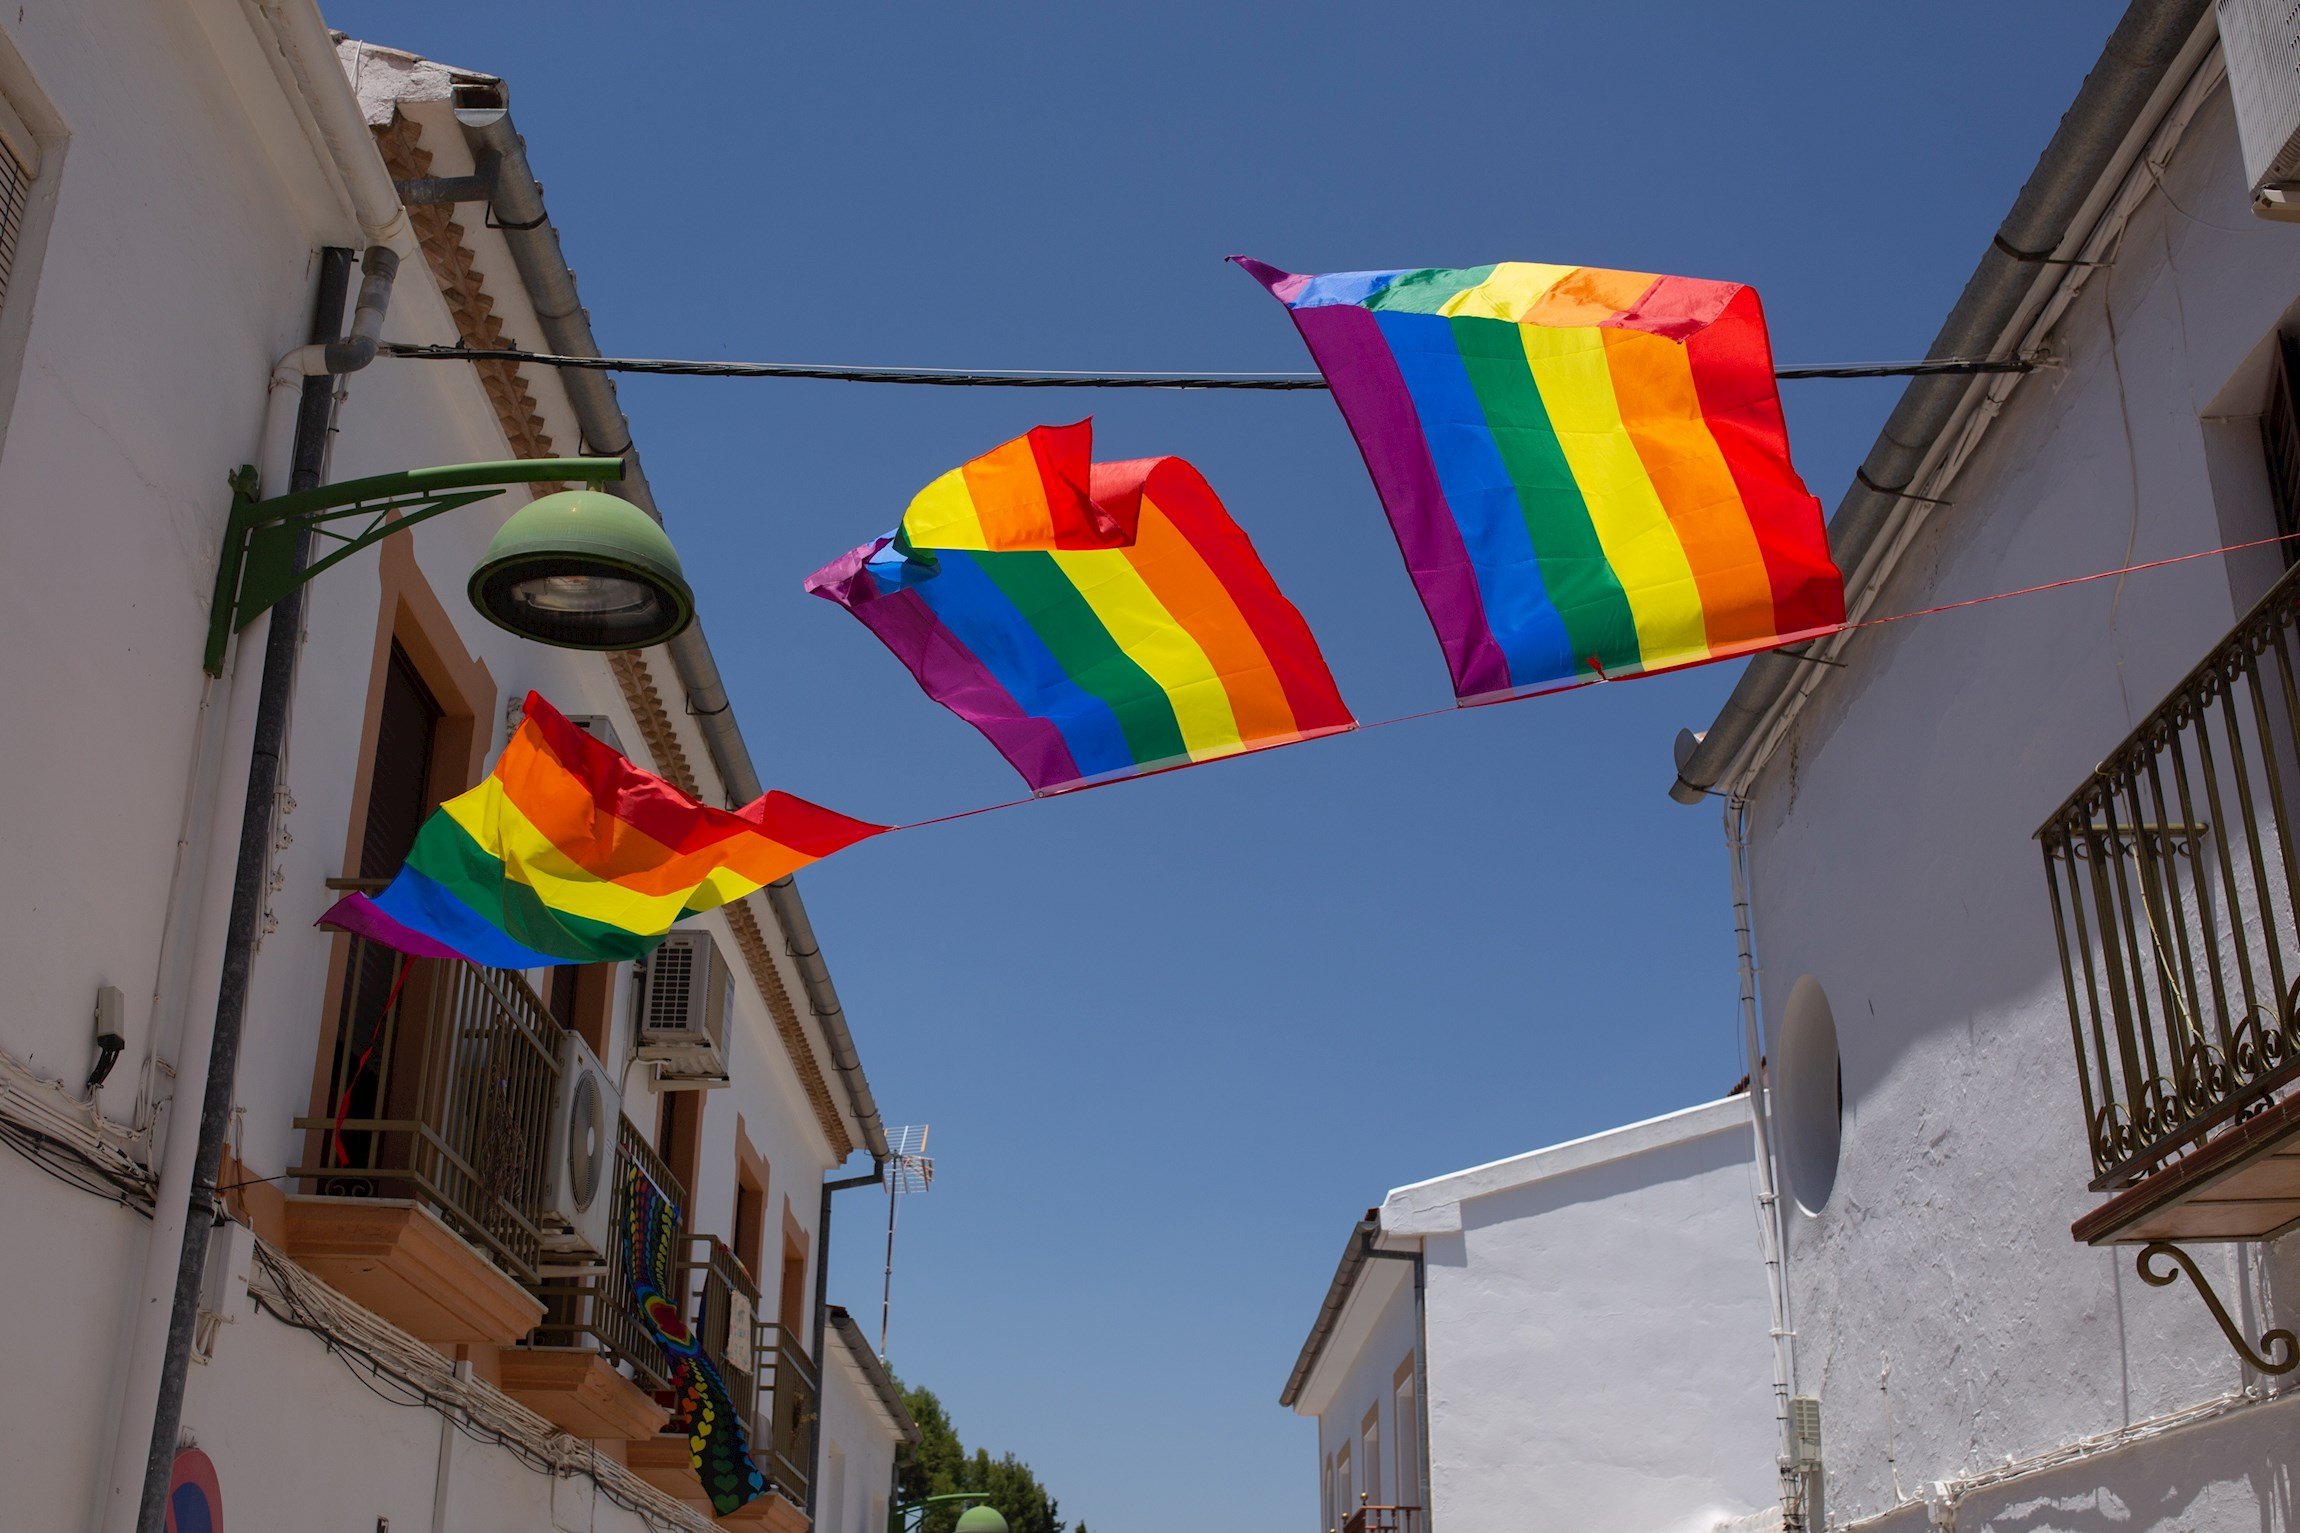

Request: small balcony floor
left=499, top=1347, right=669, bottom=1441
left=281, top=1195, right=543, bottom=1346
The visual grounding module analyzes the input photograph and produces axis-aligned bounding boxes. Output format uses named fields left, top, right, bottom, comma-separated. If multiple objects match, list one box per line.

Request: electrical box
left=1789, top=1395, right=1824, bottom=1472
left=2220, top=0, right=2300, bottom=220
left=637, top=929, right=733, bottom=1086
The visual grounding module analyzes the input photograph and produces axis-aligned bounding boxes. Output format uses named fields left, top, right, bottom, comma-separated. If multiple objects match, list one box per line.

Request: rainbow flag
left=1238, top=259, right=1845, bottom=701
left=320, top=692, right=885, bottom=968
left=807, top=421, right=1353, bottom=793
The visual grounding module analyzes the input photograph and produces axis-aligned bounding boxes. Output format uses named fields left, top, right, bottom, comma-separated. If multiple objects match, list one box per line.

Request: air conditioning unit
left=2220, top=0, right=2300, bottom=220
left=638, top=929, right=733, bottom=1086
left=1788, top=1395, right=1824, bottom=1473
left=541, top=1029, right=619, bottom=1258
left=506, top=699, right=626, bottom=759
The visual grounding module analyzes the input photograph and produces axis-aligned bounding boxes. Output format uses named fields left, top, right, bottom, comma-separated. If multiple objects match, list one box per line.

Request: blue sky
left=330, top=5, right=2123, bottom=1528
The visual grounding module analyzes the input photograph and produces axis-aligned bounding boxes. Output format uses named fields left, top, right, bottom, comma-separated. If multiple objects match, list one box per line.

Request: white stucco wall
left=0, top=5, right=863, bottom=1528
left=1737, top=61, right=2300, bottom=1531
left=818, top=1323, right=908, bottom=1533
left=1297, top=1098, right=1777, bottom=1533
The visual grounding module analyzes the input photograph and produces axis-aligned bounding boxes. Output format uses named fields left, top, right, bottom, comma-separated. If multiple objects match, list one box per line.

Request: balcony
left=1343, top=1507, right=1422, bottom=1533
left=2040, top=566, right=2300, bottom=1244
left=283, top=932, right=557, bottom=1342
left=757, top=1320, right=820, bottom=1507
left=513, top=1116, right=682, bottom=1441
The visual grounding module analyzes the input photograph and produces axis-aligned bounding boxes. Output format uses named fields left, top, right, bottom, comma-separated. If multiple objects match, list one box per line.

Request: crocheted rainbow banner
left=320, top=692, right=885, bottom=968
left=624, top=1157, right=769, bottom=1515
left=1237, top=259, right=1845, bottom=701
left=807, top=421, right=1353, bottom=793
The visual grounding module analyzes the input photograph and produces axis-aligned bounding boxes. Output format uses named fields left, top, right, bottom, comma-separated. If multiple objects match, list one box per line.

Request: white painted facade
left=1701, top=12, right=2300, bottom=1533
left=816, top=1308, right=921, bottom=1533
left=0, top=5, right=894, bottom=1531
left=1289, top=1097, right=1778, bottom=1533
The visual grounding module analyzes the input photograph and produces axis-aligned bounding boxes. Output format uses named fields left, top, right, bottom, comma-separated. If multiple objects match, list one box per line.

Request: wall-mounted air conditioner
left=541, top=1028, right=619, bottom=1259
left=2220, top=0, right=2300, bottom=220
left=506, top=698, right=626, bottom=759
left=638, top=928, right=733, bottom=1086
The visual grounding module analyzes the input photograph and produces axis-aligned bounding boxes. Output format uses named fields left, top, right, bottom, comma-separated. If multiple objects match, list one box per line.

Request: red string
left=330, top=954, right=413, bottom=1168
left=884, top=532, right=2296, bottom=836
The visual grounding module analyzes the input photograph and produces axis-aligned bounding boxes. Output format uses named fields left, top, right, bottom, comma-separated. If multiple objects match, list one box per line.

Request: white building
left=1663, top=1, right=2300, bottom=1529
left=0, top=7, right=910, bottom=1532
left=1286, top=1097, right=1778, bottom=1533
left=818, top=1305, right=925, bottom=1533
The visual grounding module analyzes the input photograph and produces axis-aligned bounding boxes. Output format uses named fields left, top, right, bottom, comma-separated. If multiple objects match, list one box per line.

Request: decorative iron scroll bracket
left=2137, top=1241, right=2300, bottom=1374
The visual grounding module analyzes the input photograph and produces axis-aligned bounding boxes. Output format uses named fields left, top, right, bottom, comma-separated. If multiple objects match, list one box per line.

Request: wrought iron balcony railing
left=293, top=931, right=560, bottom=1280
left=684, top=1234, right=762, bottom=1425
left=1342, top=1505, right=1421, bottom=1533
left=758, top=1320, right=820, bottom=1504
left=2039, top=565, right=2300, bottom=1195
left=526, top=1115, right=686, bottom=1390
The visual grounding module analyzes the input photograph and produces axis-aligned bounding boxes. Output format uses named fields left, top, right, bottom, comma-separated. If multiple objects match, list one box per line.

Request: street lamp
left=203, top=456, right=692, bottom=674
left=468, top=486, right=695, bottom=650
left=891, top=1492, right=1005, bottom=1533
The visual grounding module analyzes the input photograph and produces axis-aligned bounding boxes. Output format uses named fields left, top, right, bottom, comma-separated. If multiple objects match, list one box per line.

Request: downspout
left=810, top=1160, right=885, bottom=1513
left=459, top=105, right=889, bottom=1162
left=1669, top=0, right=2209, bottom=805
left=1726, top=797, right=1804, bottom=1532
left=125, top=245, right=392, bottom=1533
left=1359, top=1231, right=1432, bottom=1531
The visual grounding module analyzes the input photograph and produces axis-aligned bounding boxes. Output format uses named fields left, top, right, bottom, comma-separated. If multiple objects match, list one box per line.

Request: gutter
left=1279, top=1212, right=1378, bottom=1409
left=1669, top=0, right=2212, bottom=805
left=455, top=91, right=889, bottom=1161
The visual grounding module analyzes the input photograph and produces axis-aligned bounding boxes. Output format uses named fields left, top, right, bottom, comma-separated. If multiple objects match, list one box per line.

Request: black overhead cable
left=378, top=341, right=2034, bottom=389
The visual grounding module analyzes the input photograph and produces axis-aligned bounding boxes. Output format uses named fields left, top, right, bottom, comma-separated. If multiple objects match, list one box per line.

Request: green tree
left=895, top=1382, right=1074, bottom=1533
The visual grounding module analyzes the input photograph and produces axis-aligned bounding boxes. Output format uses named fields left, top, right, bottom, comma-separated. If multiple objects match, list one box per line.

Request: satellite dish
left=1673, top=727, right=1707, bottom=774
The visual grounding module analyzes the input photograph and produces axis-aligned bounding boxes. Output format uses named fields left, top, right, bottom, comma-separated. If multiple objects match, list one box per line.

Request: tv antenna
left=880, top=1125, right=935, bottom=1359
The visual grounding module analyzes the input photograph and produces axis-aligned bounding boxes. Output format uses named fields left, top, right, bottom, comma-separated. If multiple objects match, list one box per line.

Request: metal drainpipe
left=1668, top=0, right=2209, bottom=805
left=809, top=1159, right=885, bottom=1512
left=456, top=104, right=890, bottom=1163
left=1358, top=1232, right=1433, bottom=1531
left=130, top=245, right=388, bottom=1533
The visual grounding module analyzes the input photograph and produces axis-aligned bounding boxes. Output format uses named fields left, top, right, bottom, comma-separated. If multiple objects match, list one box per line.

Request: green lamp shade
left=468, top=488, right=695, bottom=651
left=953, top=1509, right=1009, bottom=1533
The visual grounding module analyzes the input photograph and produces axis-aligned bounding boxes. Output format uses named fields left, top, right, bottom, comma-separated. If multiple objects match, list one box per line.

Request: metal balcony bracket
left=203, top=456, right=624, bottom=674
left=2137, top=1241, right=2300, bottom=1374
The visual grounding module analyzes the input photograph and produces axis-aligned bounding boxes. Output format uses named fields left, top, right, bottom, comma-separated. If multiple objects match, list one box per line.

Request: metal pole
left=132, top=248, right=352, bottom=1533
left=880, top=1179, right=900, bottom=1359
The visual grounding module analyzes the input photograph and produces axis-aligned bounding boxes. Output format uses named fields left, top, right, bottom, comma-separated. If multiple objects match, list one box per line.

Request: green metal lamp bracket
left=2137, top=1240, right=2300, bottom=1374
left=203, top=456, right=625, bottom=675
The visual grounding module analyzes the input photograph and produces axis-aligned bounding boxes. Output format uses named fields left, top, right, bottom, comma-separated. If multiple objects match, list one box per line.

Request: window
left=2262, top=332, right=2300, bottom=569
left=779, top=1224, right=809, bottom=1337
left=1392, top=1357, right=1419, bottom=1507
left=544, top=961, right=612, bottom=1060
left=657, top=1087, right=704, bottom=1218
left=0, top=106, right=29, bottom=313
left=1360, top=1406, right=1381, bottom=1505
left=1321, top=1453, right=1333, bottom=1531
left=1776, top=975, right=1842, bottom=1213
left=1334, top=1442, right=1353, bottom=1527
left=733, top=1166, right=766, bottom=1284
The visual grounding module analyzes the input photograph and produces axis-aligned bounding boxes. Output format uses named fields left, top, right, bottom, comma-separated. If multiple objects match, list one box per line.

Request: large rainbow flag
left=1238, top=259, right=1845, bottom=701
left=807, top=421, right=1354, bottom=794
left=320, top=692, right=885, bottom=968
